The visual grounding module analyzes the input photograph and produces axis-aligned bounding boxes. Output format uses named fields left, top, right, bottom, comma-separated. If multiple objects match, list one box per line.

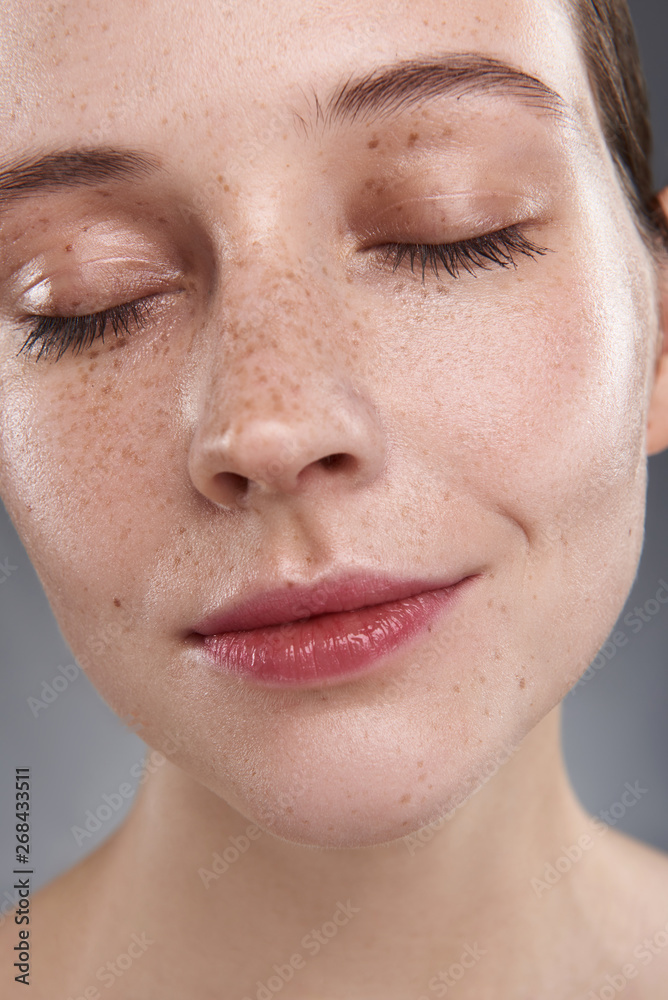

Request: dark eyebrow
left=296, top=53, right=570, bottom=133
left=0, top=147, right=160, bottom=212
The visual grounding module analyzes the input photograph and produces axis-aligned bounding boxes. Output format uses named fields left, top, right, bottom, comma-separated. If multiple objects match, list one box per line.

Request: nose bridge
left=208, top=244, right=342, bottom=418
left=187, top=247, right=387, bottom=508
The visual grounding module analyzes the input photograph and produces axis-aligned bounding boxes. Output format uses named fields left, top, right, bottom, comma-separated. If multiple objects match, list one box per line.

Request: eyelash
left=17, top=298, right=154, bottom=363
left=16, top=225, right=549, bottom=363
left=376, top=225, right=549, bottom=282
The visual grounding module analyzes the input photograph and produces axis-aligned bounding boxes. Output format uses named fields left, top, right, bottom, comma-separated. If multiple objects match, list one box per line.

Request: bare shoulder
left=594, top=827, right=668, bottom=999
left=0, top=837, right=117, bottom=998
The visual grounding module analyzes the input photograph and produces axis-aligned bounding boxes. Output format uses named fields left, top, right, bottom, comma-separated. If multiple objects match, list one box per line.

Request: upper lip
left=191, top=570, right=469, bottom=635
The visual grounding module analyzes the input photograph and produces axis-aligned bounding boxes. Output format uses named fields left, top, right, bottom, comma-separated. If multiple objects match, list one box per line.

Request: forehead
left=0, top=0, right=592, bottom=155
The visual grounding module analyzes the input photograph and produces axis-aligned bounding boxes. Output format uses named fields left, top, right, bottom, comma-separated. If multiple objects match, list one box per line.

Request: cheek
left=0, top=346, right=187, bottom=637
left=387, top=253, right=649, bottom=536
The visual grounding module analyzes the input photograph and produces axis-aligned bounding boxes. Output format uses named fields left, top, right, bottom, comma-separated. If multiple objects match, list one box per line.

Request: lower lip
left=196, top=580, right=470, bottom=688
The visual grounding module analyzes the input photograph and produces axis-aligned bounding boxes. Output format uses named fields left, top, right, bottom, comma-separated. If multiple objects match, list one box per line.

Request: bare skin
left=0, top=0, right=668, bottom=997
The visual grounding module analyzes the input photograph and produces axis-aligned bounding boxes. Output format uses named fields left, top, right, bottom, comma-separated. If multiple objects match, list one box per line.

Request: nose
left=187, top=271, right=387, bottom=510
left=189, top=399, right=386, bottom=509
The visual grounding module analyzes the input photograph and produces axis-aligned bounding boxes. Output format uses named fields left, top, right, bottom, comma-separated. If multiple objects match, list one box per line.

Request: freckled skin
left=0, top=0, right=668, bottom=996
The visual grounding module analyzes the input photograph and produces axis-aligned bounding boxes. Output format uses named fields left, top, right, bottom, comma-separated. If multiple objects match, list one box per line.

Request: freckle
left=500, top=604, right=507, bottom=613
left=113, top=597, right=122, bottom=607
left=494, top=650, right=501, bottom=660
left=427, top=784, right=433, bottom=789
left=453, top=684, right=460, bottom=693
left=487, top=598, right=494, bottom=608
left=400, top=794, right=411, bottom=804
left=417, top=760, right=424, bottom=767
left=367, top=138, right=379, bottom=148
left=479, top=675, right=486, bottom=683
left=484, top=707, right=490, bottom=716
left=418, top=772, right=426, bottom=782
left=519, top=678, right=526, bottom=689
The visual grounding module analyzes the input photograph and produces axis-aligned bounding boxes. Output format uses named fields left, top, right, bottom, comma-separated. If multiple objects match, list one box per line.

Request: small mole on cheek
left=399, top=794, right=411, bottom=804
left=519, top=678, right=526, bottom=689
left=368, top=137, right=380, bottom=148
left=407, top=132, right=419, bottom=146
left=113, top=597, right=122, bottom=608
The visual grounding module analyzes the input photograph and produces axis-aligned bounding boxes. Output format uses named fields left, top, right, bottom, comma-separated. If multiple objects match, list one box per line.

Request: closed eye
left=16, top=297, right=154, bottom=363
left=373, top=225, right=551, bottom=282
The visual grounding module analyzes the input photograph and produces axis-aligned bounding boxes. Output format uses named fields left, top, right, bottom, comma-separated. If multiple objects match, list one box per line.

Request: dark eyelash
left=16, top=298, right=153, bottom=363
left=377, top=225, right=550, bottom=282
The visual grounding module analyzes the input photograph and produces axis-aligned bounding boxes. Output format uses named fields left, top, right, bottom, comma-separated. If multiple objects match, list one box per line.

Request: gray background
left=1, top=0, right=667, bottom=910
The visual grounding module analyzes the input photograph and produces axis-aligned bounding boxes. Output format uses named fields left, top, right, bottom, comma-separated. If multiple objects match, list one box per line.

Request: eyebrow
left=0, top=55, right=568, bottom=212
left=296, top=53, right=570, bottom=133
left=0, top=148, right=160, bottom=213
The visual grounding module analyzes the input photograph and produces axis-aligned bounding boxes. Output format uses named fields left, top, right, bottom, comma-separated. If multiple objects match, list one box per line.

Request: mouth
left=188, top=571, right=476, bottom=688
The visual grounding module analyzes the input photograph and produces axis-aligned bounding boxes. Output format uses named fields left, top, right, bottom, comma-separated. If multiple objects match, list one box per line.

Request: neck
left=63, top=706, right=612, bottom=998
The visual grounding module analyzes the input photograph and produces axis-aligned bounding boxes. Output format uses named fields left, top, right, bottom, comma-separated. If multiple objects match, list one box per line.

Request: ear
left=646, top=187, right=668, bottom=457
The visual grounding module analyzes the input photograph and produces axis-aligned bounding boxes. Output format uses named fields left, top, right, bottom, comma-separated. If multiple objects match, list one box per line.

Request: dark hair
left=573, top=0, right=668, bottom=253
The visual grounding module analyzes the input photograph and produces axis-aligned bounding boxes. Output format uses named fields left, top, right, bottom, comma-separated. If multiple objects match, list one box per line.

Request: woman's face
left=0, top=0, right=664, bottom=847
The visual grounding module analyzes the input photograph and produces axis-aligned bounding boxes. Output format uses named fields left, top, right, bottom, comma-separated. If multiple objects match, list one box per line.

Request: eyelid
left=15, top=258, right=185, bottom=314
left=357, top=191, right=549, bottom=245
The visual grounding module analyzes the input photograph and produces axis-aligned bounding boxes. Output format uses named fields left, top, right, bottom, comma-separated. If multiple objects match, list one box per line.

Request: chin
left=198, top=717, right=531, bottom=851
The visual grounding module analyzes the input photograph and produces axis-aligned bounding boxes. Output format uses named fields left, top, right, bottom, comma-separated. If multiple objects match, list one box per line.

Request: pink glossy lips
left=190, top=573, right=473, bottom=688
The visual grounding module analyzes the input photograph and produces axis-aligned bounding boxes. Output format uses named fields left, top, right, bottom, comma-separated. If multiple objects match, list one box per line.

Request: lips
left=189, top=571, right=475, bottom=688
left=191, top=572, right=467, bottom=635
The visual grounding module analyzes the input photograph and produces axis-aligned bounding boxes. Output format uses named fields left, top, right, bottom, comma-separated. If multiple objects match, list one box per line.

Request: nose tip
left=188, top=404, right=386, bottom=510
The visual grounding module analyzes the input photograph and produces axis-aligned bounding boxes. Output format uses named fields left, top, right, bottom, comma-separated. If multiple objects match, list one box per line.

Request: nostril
left=320, top=453, right=349, bottom=471
left=214, top=471, right=250, bottom=499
